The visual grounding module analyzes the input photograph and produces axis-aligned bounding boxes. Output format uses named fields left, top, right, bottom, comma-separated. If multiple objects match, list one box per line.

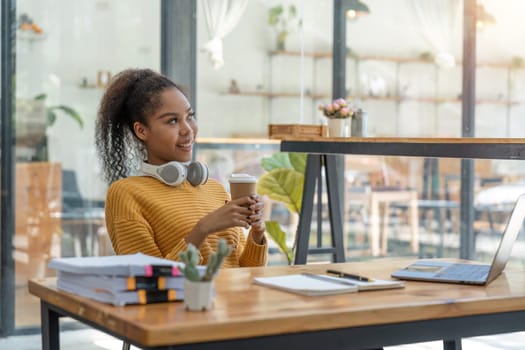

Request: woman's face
left=135, top=87, right=198, bottom=165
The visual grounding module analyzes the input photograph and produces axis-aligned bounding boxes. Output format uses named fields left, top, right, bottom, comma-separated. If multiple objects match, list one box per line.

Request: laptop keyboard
left=437, top=264, right=490, bottom=281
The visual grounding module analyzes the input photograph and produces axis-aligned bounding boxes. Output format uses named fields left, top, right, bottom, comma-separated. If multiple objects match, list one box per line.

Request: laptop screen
left=486, top=193, right=525, bottom=283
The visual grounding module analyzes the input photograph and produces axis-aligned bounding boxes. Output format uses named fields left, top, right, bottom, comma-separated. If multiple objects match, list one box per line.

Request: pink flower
left=320, top=98, right=355, bottom=118
left=336, top=98, right=347, bottom=107
left=339, top=107, right=350, bottom=117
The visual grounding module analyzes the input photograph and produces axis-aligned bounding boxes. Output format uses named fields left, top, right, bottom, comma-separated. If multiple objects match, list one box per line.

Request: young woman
left=95, top=68, right=267, bottom=267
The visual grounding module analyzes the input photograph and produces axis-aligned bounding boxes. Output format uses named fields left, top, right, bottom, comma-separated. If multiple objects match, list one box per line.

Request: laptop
left=391, top=193, right=525, bottom=285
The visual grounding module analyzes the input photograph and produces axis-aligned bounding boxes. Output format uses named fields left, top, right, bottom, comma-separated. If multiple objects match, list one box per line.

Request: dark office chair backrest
left=62, top=169, right=85, bottom=212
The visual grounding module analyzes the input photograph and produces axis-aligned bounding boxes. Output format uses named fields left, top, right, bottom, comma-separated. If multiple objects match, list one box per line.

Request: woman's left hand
left=248, top=194, right=266, bottom=244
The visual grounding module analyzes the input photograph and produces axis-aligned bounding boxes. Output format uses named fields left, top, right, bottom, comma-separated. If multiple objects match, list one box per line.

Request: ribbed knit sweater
left=105, top=176, right=267, bottom=267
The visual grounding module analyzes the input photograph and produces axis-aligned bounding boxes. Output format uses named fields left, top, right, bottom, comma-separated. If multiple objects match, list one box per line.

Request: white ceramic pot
left=327, top=118, right=350, bottom=137
left=184, top=279, right=215, bottom=311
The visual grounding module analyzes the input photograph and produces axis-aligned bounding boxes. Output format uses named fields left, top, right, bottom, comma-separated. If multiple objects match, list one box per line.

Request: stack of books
left=48, top=253, right=204, bottom=306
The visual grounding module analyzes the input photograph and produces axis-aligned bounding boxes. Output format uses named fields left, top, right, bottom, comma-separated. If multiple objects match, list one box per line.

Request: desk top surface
left=29, top=258, right=525, bottom=347
left=280, top=137, right=525, bottom=144
left=279, top=137, right=525, bottom=159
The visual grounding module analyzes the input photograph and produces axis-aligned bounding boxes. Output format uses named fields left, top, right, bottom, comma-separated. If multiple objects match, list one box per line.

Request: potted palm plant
left=179, top=239, right=232, bottom=311
left=16, top=93, right=83, bottom=161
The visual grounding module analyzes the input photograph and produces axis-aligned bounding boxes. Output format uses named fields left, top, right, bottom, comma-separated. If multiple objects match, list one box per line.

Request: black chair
left=62, top=169, right=105, bottom=213
left=61, top=169, right=105, bottom=256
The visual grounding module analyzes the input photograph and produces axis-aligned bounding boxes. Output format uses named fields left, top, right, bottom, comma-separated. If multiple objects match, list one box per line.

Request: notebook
left=57, top=278, right=183, bottom=306
left=253, top=273, right=404, bottom=296
left=253, top=274, right=358, bottom=296
left=57, top=271, right=186, bottom=292
left=306, top=273, right=405, bottom=291
left=48, top=253, right=188, bottom=277
left=391, top=193, right=525, bottom=285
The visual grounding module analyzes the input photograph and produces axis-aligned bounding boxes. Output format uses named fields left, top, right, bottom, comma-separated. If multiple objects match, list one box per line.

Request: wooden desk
left=280, top=137, right=525, bottom=262
left=29, top=258, right=525, bottom=350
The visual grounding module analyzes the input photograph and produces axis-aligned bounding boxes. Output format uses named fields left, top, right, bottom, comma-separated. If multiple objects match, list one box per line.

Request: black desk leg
left=41, top=300, right=60, bottom=350
left=295, top=154, right=321, bottom=265
left=325, top=155, right=345, bottom=263
left=443, top=339, right=462, bottom=350
left=294, top=154, right=346, bottom=264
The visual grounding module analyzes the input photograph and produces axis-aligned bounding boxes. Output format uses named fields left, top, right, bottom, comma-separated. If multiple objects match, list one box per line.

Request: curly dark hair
left=95, top=68, right=182, bottom=184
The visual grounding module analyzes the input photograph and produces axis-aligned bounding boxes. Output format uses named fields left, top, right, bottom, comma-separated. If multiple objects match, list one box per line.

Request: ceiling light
left=344, top=0, right=370, bottom=20
left=476, top=3, right=495, bottom=29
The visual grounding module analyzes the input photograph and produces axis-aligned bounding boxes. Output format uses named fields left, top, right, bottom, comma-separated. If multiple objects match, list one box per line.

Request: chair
left=62, top=169, right=105, bottom=212
left=61, top=169, right=106, bottom=257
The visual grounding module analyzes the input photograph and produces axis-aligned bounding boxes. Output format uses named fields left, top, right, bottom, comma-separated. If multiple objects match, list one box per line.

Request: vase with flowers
left=319, top=98, right=353, bottom=137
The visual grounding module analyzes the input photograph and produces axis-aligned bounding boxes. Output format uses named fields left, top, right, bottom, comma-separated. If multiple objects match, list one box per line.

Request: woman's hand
left=248, top=194, right=266, bottom=244
left=185, top=196, right=256, bottom=247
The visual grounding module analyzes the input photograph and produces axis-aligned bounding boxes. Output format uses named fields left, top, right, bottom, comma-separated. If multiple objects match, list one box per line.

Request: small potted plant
left=268, top=4, right=301, bottom=51
left=319, top=98, right=353, bottom=137
left=179, top=239, right=232, bottom=311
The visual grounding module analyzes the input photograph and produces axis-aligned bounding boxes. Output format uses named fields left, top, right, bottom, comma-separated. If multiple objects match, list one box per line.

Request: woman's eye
left=168, top=117, right=178, bottom=124
left=188, top=112, right=196, bottom=121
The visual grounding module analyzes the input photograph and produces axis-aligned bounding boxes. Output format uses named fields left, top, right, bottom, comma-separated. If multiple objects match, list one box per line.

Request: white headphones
left=140, top=161, right=209, bottom=187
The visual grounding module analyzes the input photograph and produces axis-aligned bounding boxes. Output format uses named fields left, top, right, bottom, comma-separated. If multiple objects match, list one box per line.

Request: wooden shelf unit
left=220, top=91, right=522, bottom=106
left=221, top=50, right=525, bottom=133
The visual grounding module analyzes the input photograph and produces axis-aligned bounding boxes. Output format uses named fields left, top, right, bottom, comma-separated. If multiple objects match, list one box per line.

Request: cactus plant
left=179, top=239, right=232, bottom=282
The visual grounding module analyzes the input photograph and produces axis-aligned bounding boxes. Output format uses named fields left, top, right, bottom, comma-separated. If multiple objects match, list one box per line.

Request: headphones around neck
left=140, top=161, right=209, bottom=187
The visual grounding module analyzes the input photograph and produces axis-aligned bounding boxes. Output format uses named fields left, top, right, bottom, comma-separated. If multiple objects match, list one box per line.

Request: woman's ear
left=133, top=121, right=148, bottom=141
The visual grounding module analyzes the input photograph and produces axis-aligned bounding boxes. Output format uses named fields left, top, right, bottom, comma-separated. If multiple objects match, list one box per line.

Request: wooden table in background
left=29, top=258, right=525, bottom=350
left=369, top=190, right=419, bottom=256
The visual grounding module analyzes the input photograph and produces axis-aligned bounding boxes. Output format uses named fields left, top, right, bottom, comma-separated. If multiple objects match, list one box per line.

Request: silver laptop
left=391, top=193, right=525, bottom=285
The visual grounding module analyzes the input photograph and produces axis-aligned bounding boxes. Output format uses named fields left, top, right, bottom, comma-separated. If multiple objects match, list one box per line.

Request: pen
left=301, top=273, right=357, bottom=286
left=326, top=269, right=375, bottom=282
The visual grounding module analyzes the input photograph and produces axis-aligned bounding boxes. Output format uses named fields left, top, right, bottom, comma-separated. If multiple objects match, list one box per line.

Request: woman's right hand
left=185, top=196, right=256, bottom=247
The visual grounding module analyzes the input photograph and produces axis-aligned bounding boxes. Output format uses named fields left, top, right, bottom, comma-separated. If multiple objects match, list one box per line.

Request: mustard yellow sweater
left=105, top=176, right=267, bottom=267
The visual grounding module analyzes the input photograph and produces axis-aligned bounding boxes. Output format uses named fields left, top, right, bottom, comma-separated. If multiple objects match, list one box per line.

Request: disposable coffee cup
left=228, top=173, right=257, bottom=200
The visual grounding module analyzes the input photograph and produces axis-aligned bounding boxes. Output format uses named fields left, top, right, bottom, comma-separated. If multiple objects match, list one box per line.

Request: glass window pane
left=197, top=0, right=333, bottom=139
left=477, top=2, right=525, bottom=137
left=14, top=0, right=160, bottom=329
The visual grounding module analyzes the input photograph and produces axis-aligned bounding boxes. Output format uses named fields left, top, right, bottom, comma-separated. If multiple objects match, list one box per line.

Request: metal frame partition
left=0, top=0, right=16, bottom=337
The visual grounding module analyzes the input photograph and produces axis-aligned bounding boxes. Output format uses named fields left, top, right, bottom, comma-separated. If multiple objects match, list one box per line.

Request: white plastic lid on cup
left=228, top=173, right=257, bottom=183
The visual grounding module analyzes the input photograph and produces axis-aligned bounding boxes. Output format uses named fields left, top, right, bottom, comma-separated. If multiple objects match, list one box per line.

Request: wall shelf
left=220, top=91, right=523, bottom=106
left=221, top=51, right=525, bottom=134
left=270, top=51, right=525, bottom=70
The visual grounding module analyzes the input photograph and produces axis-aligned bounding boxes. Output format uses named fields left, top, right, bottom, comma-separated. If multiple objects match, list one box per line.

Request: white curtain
left=409, top=0, right=461, bottom=68
left=202, top=0, right=248, bottom=69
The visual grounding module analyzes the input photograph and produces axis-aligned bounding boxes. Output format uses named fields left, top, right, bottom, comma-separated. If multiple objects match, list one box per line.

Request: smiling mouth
left=178, top=140, right=194, bottom=150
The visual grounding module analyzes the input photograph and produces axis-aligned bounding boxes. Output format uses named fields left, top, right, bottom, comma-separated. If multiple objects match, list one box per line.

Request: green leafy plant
left=268, top=4, right=301, bottom=51
left=34, top=93, right=84, bottom=129
left=511, top=56, right=524, bottom=69
left=256, top=152, right=306, bottom=264
left=179, top=239, right=232, bottom=282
